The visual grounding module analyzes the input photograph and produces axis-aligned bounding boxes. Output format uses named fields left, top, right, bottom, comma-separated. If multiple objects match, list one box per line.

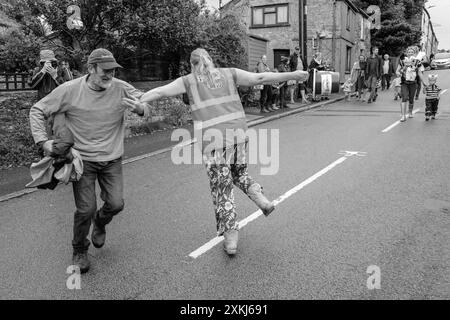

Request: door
left=273, top=49, right=290, bottom=69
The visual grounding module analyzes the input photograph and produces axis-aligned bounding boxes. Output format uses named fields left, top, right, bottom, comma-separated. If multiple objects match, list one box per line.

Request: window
left=346, top=7, right=351, bottom=31
left=251, top=4, right=289, bottom=27
left=346, top=46, right=352, bottom=73
left=360, top=16, right=364, bottom=40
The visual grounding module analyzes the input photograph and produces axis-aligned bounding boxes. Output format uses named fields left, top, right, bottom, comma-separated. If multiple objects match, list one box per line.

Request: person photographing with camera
left=29, top=50, right=62, bottom=100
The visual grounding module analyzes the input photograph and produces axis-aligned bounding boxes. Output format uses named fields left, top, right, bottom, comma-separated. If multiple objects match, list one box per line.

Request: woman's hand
left=122, top=97, right=145, bottom=115
left=293, top=70, right=308, bottom=82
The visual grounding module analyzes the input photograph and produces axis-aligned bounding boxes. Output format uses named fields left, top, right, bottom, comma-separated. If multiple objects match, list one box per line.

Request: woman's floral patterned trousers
left=204, top=144, right=256, bottom=236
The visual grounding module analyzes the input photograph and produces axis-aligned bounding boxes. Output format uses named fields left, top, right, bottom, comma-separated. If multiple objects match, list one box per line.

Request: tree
left=353, top=0, right=423, bottom=56
left=1, top=0, right=248, bottom=79
left=2, top=0, right=206, bottom=73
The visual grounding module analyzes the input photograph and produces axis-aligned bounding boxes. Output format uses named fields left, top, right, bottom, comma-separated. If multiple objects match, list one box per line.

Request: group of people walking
left=344, top=45, right=441, bottom=122
left=256, top=47, right=329, bottom=113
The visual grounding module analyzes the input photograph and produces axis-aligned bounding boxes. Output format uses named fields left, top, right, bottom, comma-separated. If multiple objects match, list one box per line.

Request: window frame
left=346, top=46, right=352, bottom=73
left=346, top=6, right=351, bottom=31
left=251, top=3, right=290, bottom=28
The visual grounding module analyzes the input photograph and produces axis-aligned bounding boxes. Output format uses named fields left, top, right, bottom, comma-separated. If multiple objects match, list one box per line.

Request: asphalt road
left=1, top=70, right=449, bottom=300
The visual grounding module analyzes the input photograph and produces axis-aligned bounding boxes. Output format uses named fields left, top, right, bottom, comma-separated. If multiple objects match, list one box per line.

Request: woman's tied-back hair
left=405, top=46, right=418, bottom=55
left=190, top=48, right=223, bottom=89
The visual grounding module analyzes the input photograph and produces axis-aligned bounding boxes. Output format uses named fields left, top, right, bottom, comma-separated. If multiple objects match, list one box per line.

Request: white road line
left=382, top=108, right=420, bottom=133
left=188, top=152, right=362, bottom=259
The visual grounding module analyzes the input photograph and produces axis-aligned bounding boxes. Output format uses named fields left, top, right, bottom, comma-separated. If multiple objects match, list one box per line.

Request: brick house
left=221, top=0, right=372, bottom=82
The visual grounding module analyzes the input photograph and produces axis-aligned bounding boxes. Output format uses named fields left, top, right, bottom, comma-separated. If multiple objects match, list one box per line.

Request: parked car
left=432, top=52, right=450, bottom=69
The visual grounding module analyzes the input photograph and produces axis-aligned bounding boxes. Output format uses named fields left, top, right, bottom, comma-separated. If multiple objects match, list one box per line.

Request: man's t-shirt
left=30, top=75, right=146, bottom=162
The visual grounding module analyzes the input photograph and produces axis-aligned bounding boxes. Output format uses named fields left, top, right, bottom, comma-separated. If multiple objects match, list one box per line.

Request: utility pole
left=299, top=0, right=307, bottom=63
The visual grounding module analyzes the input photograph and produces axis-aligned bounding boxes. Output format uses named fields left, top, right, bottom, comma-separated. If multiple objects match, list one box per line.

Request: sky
left=206, top=0, right=449, bottom=49
left=426, top=0, right=450, bottom=50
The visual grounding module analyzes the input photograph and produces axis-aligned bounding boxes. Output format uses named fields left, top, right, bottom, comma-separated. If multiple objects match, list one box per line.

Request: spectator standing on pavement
left=381, top=54, right=394, bottom=91
left=270, top=69, right=283, bottom=110
left=396, top=46, right=425, bottom=122
left=29, top=50, right=61, bottom=100
left=57, top=58, right=75, bottom=83
left=29, top=48, right=151, bottom=273
left=350, top=55, right=367, bottom=101
left=277, top=56, right=290, bottom=109
left=256, top=55, right=273, bottom=113
left=139, top=48, right=308, bottom=256
left=29, top=50, right=66, bottom=138
left=308, top=52, right=325, bottom=99
left=289, top=46, right=309, bottom=104
left=365, top=46, right=382, bottom=103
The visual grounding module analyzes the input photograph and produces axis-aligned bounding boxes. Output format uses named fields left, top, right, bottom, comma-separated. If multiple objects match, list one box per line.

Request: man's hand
left=47, top=66, right=57, bottom=80
left=42, top=140, right=54, bottom=156
left=293, top=70, right=308, bottom=82
left=122, top=97, right=145, bottom=115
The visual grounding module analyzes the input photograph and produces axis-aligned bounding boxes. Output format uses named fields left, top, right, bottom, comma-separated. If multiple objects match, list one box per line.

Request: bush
left=0, top=94, right=40, bottom=169
left=0, top=90, right=192, bottom=169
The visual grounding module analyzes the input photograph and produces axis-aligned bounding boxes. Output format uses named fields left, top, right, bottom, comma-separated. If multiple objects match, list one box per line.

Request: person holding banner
left=308, top=52, right=325, bottom=100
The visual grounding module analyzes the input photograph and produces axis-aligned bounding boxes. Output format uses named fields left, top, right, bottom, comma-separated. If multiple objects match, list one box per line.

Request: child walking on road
left=423, top=74, right=441, bottom=121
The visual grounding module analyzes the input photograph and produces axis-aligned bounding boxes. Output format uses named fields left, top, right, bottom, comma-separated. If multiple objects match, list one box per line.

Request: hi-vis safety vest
left=182, top=68, right=248, bottom=153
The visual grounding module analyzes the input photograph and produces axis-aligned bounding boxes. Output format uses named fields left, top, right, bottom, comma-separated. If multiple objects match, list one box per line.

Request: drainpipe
left=332, top=0, right=337, bottom=70
left=299, top=0, right=307, bottom=64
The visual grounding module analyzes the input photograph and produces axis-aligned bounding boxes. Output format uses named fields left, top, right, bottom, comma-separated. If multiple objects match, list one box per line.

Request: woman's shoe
left=247, top=183, right=275, bottom=217
left=223, top=229, right=238, bottom=255
left=400, top=115, right=406, bottom=122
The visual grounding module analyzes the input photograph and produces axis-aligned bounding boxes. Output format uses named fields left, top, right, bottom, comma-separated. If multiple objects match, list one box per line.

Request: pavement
left=1, top=73, right=449, bottom=301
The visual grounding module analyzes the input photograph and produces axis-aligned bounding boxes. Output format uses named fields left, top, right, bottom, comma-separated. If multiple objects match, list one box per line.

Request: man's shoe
left=272, top=105, right=280, bottom=110
left=261, top=108, right=270, bottom=113
left=425, top=116, right=430, bottom=121
left=223, top=229, right=238, bottom=255
left=247, top=183, right=275, bottom=217
left=72, top=252, right=90, bottom=274
left=400, top=115, right=406, bottom=122
left=431, top=114, right=436, bottom=119
left=408, top=112, right=414, bottom=118
left=91, top=216, right=106, bottom=249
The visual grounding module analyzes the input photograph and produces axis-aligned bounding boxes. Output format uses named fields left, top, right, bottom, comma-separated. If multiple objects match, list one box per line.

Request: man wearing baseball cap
left=29, top=48, right=149, bottom=273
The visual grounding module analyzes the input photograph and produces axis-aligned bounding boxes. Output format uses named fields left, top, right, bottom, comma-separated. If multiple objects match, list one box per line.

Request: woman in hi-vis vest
left=138, top=48, right=308, bottom=256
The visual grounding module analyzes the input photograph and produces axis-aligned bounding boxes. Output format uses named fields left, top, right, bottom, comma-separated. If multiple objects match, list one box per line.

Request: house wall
left=222, top=0, right=371, bottom=82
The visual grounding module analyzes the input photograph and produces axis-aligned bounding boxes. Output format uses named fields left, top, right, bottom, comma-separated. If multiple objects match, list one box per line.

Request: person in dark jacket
left=365, top=47, right=382, bottom=103
left=289, top=46, right=309, bottom=104
left=29, top=50, right=67, bottom=138
left=381, top=54, right=395, bottom=90
left=308, top=52, right=325, bottom=100
left=256, top=55, right=273, bottom=113
left=29, top=50, right=62, bottom=100
left=277, top=56, right=290, bottom=108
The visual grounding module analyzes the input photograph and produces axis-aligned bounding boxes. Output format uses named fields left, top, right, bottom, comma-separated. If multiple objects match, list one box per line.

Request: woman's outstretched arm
left=233, top=68, right=308, bottom=87
left=140, top=77, right=186, bottom=103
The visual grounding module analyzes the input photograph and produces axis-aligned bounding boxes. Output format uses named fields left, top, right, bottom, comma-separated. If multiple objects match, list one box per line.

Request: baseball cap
left=40, top=50, right=57, bottom=63
left=87, top=48, right=122, bottom=69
